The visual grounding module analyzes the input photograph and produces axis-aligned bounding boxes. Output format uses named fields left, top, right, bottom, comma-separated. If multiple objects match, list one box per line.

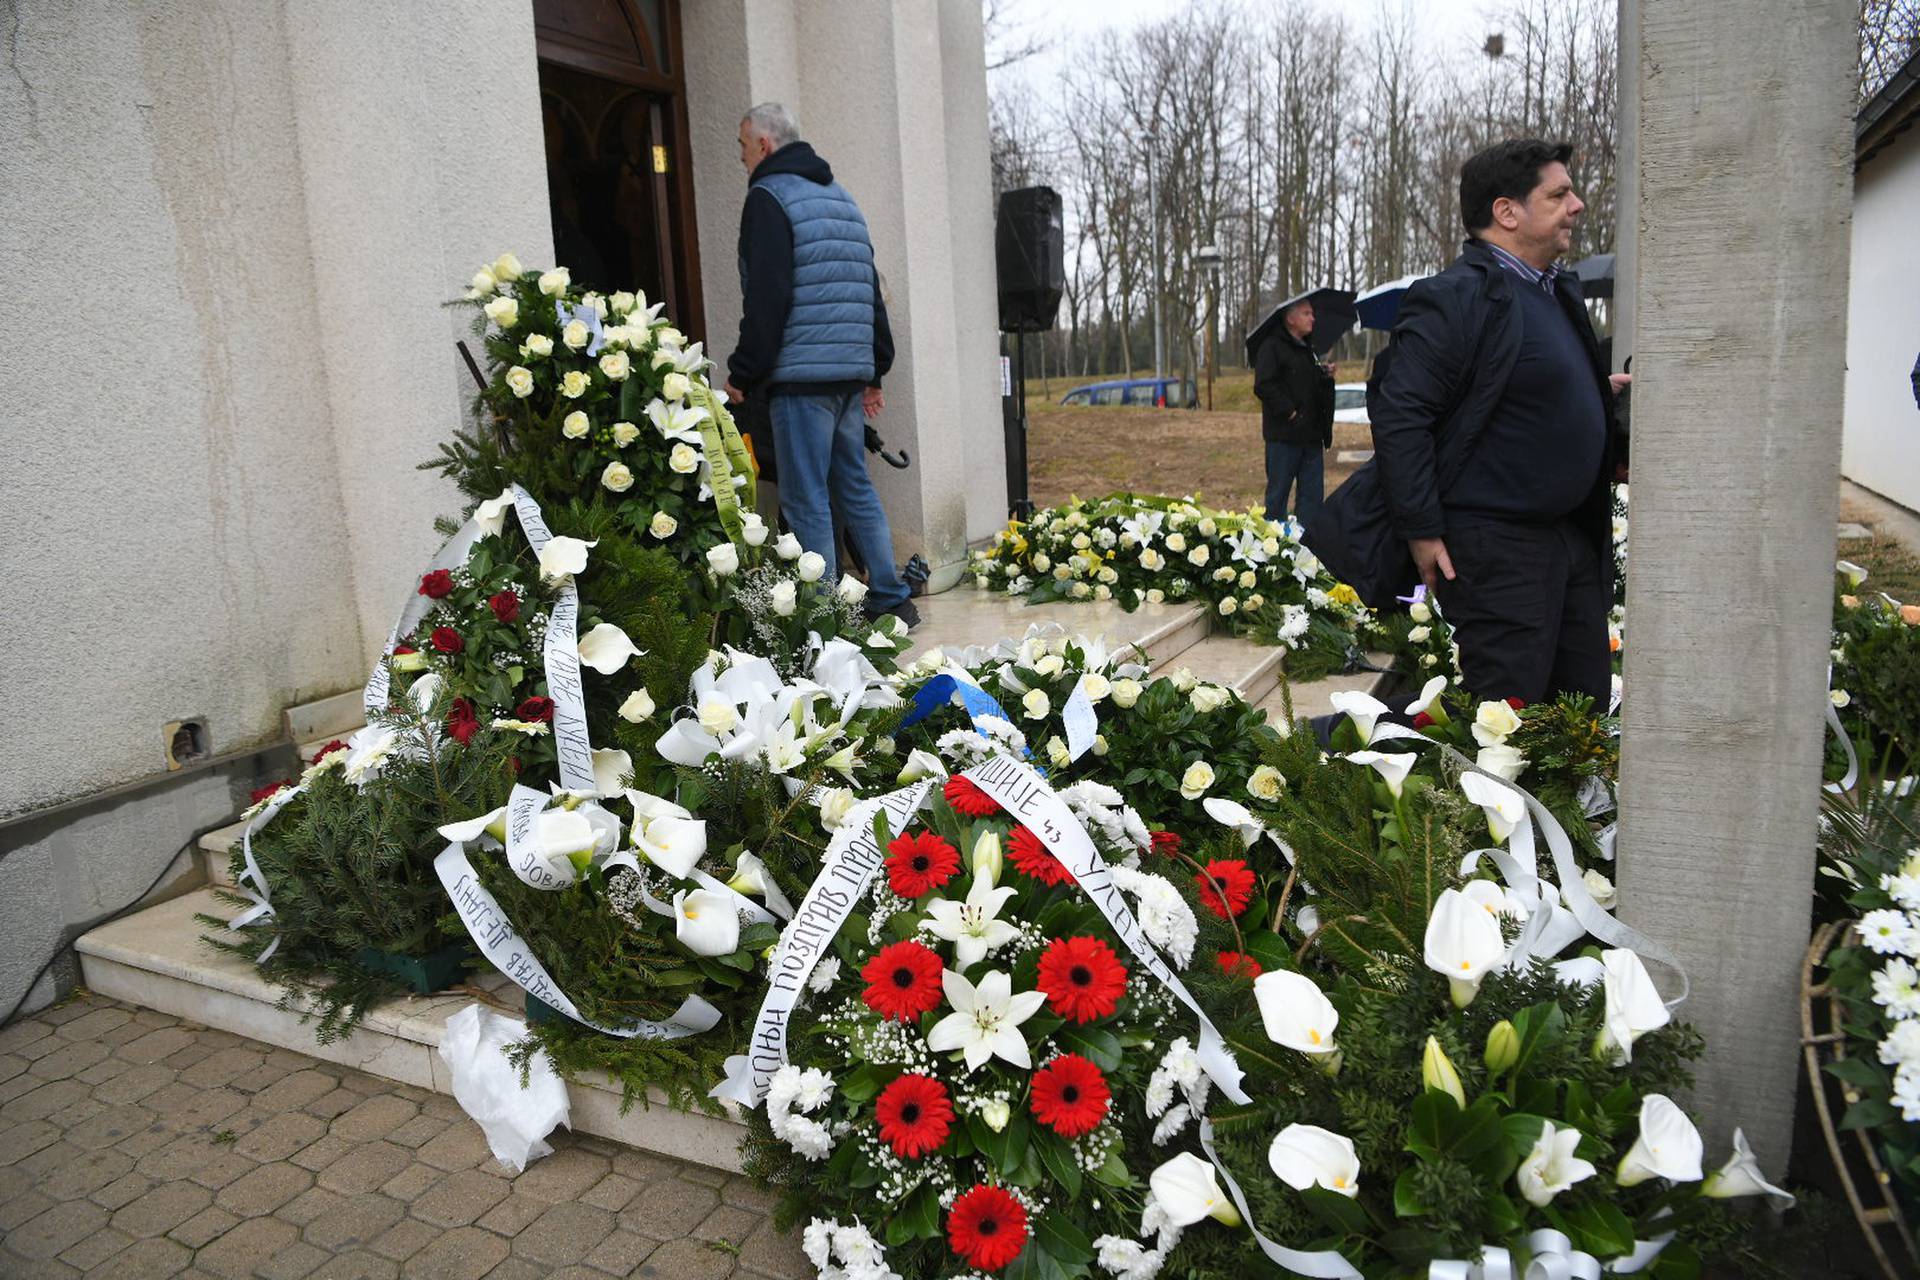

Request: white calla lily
left=1268, top=1123, right=1361, bottom=1199
left=726, top=851, right=793, bottom=919
left=1459, top=770, right=1526, bottom=844
left=672, top=888, right=740, bottom=956
left=626, top=789, right=708, bottom=879
left=1597, top=947, right=1671, bottom=1065
left=590, top=748, right=633, bottom=798
left=536, top=535, right=596, bottom=581
left=577, top=622, right=642, bottom=674
left=1701, top=1128, right=1794, bottom=1204
left=1406, top=675, right=1449, bottom=718
left=1252, top=969, right=1339, bottom=1056
left=923, top=876, right=1020, bottom=970
left=1515, top=1120, right=1597, bottom=1207
left=1150, top=1152, right=1243, bottom=1226
left=1616, top=1094, right=1704, bottom=1186
left=1424, top=886, right=1508, bottom=1006
left=1346, top=750, right=1417, bottom=797
left=925, top=968, right=1045, bottom=1072
left=438, top=805, right=509, bottom=845
left=472, top=489, right=517, bottom=538
left=1329, top=690, right=1391, bottom=743
left=1202, top=797, right=1266, bottom=850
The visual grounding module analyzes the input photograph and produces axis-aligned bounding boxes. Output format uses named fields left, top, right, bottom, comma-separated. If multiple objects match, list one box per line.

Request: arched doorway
left=534, top=0, right=704, bottom=339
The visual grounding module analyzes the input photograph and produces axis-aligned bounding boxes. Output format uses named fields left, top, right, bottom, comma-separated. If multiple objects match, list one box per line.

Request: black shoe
left=864, top=597, right=921, bottom=632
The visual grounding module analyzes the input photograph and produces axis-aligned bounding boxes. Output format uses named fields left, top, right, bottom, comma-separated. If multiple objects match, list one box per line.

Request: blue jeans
left=1264, top=441, right=1324, bottom=526
left=769, top=391, right=909, bottom=609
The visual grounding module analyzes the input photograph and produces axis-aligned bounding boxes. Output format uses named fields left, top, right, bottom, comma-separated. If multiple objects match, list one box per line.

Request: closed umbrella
left=1354, top=273, right=1426, bottom=331
left=1245, top=286, right=1358, bottom=361
left=1571, top=252, right=1615, bottom=298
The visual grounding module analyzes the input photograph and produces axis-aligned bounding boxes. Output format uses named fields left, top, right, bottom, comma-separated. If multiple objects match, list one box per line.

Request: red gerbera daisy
left=943, top=774, right=1003, bottom=817
left=1035, top=936, right=1128, bottom=1024
left=1217, top=950, right=1263, bottom=979
left=874, top=1073, right=953, bottom=1158
left=886, top=830, right=960, bottom=897
left=947, top=1184, right=1028, bottom=1272
left=1029, top=1053, right=1111, bottom=1138
left=1007, top=825, right=1073, bottom=886
left=860, top=940, right=946, bottom=1022
left=1150, top=830, right=1183, bottom=858
left=1194, top=859, right=1256, bottom=919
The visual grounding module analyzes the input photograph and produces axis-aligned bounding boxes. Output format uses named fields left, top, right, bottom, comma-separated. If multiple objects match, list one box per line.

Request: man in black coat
left=1369, top=138, right=1630, bottom=705
left=1253, top=299, right=1335, bottom=524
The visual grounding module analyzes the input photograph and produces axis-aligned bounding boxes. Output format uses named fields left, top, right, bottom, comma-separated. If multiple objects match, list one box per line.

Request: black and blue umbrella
left=1354, top=273, right=1426, bottom=331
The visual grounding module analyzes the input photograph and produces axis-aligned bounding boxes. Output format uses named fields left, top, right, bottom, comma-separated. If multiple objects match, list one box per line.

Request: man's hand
left=724, top=380, right=746, bottom=405
left=862, top=386, right=884, bottom=419
left=1410, top=536, right=1455, bottom=595
left=1608, top=372, right=1632, bottom=395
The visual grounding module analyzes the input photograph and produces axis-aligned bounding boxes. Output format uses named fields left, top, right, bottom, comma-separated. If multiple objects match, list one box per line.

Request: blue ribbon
left=899, top=674, right=1014, bottom=734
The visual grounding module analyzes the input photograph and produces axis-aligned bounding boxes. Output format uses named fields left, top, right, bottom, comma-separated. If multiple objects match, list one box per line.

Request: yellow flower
left=1329, top=583, right=1361, bottom=607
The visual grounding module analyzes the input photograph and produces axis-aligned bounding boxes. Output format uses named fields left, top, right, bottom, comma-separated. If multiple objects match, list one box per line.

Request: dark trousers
left=1264, top=441, right=1324, bottom=526
left=1432, top=516, right=1611, bottom=705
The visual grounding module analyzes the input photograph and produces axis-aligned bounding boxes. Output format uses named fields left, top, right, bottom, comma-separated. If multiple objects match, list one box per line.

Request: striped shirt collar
left=1480, top=240, right=1560, bottom=293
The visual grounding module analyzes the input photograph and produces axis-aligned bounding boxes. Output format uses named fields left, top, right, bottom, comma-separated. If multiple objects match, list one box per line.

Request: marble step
left=74, top=889, right=750, bottom=1172
left=906, top=591, right=1210, bottom=672
left=1162, top=632, right=1288, bottom=707
left=1261, top=652, right=1396, bottom=725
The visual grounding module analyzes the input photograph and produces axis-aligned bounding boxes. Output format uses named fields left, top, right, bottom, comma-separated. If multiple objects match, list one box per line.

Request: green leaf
left=1842, top=1096, right=1900, bottom=1131
left=888, top=1181, right=940, bottom=1243
left=839, top=1065, right=887, bottom=1104
left=1033, top=1129, right=1083, bottom=1201
left=1561, top=1199, right=1636, bottom=1258
left=1392, top=1168, right=1430, bottom=1217
left=1031, top=1208, right=1094, bottom=1264
left=1300, top=1186, right=1371, bottom=1236
left=1824, top=1055, right=1888, bottom=1089
left=1057, top=1025, right=1123, bottom=1073
left=1501, top=1113, right=1550, bottom=1156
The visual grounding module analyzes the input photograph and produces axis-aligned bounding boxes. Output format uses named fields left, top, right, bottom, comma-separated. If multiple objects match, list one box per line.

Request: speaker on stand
left=995, top=187, right=1064, bottom=520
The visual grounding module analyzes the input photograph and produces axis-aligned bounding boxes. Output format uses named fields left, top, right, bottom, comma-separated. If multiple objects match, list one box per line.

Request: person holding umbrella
left=1253, top=292, right=1339, bottom=525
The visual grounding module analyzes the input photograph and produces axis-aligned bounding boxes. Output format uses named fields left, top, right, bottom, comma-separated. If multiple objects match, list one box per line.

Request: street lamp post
left=1145, top=131, right=1164, bottom=386
left=1195, top=244, right=1223, bottom=412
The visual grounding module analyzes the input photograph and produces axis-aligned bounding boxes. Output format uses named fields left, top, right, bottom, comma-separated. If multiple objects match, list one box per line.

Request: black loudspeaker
left=995, top=187, right=1064, bottom=334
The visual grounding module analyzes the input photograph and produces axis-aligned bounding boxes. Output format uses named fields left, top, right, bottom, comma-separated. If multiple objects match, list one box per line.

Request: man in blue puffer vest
left=723, top=102, right=918, bottom=629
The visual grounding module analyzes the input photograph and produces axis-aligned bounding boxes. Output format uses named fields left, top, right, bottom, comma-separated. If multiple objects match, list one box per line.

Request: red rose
left=1035, top=936, right=1128, bottom=1024
left=249, top=780, right=291, bottom=807
left=1007, top=825, right=1072, bottom=887
left=419, top=569, right=454, bottom=599
left=1150, top=830, right=1183, bottom=858
left=431, top=626, right=463, bottom=654
left=1216, top=950, right=1263, bottom=979
left=947, top=1184, right=1027, bottom=1272
left=860, top=940, right=946, bottom=1022
left=1506, top=697, right=1527, bottom=710
left=1413, top=711, right=1436, bottom=729
left=516, top=696, right=554, bottom=723
left=1194, top=859, right=1256, bottom=919
left=886, top=829, right=960, bottom=898
left=446, top=697, right=479, bottom=746
left=1029, top=1053, right=1111, bottom=1138
left=943, top=774, right=1003, bottom=818
left=874, top=1073, right=953, bottom=1159
left=488, top=590, right=520, bottom=623
left=393, top=644, right=417, bottom=655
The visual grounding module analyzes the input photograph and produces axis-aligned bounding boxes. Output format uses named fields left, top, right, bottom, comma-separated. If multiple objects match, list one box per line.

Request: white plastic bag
left=437, top=1003, right=571, bottom=1171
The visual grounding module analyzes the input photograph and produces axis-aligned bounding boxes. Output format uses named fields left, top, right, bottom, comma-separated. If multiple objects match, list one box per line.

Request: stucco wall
left=1844, top=138, right=1920, bottom=513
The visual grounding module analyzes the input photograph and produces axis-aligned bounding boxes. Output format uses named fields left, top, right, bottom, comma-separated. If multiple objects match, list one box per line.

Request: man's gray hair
left=742, top=102, right=801, bottom=148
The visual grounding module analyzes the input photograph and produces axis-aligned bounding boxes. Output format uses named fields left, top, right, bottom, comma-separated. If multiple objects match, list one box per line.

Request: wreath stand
left=1803, top=920, right=1920, bottom=1279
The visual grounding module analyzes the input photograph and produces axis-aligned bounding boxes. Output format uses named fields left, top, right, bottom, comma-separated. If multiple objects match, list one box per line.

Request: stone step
left=74, top=888, right=750, bottom=1172
left=907, top=590, right=1210, bottom=671
left=1161, top=631, right=1288, bottom=707
left=284, top=688, right=365, bottom=748
left=1261, top=652, right=1397, bottom=725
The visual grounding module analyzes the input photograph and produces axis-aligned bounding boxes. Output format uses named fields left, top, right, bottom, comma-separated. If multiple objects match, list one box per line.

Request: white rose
left=1111, top=677, right=1142, bottom=708
left=1214, top=566, right=1237, bottom=583
left=817, top=787, right=858, bottom=830
left=1082, top=673, right=1110, bottom=701
left=1046, top=737, right=1071, bottom=768
left=563, top=319, right=590, bottom=349
left=707, top=542, right=740, bottom=576
left=1198, top=517, right=1218, bottom=536
left=648, top=511, right=678, bottom=539
left=1033, top=653, right=1064, bottom=677
left=663, top=372, right=691, bottom=401
left=1408, top=625, right=1431, bottom=643
left=1022, top=688, right=1051, bottom=720
left=1140, top=548, right=1164, bottom=571
left=1409, top=601, right=1433, bottom=623
left=1032, top=553, right=1052, bottom=572
left=668, top=443, right=700, bottom=474
left=1187, top=545, right=1211, bottom=567
left=1239, top=570, right=1257, bottom=589
left=836, top=574, right=868, bottom=605
left=561, top=370, right=589, bottom=398
left=562, top=411, right=590, bottom=439
left=1071, top=532, right=1091, bottom=550
left=1218, top=597, right=1238, bottom=616
left=1166, top=532, right=1188, bottom=553
left=1092, top=734, right=1109, bottom=756
left=523, top=333, right=553, bottom=357
left=1473, top=700, right=1524, bottom=747
left=697, top=697, right=739, bottom=735
left=658, top=327, right=685, bottom=349
left=538, top=267, right=570, bottom=296
left=470, top=267, right=497, bottom=294
left=1580, top=868, right=1618, bottom=911
left=1146, top=588, right=1166, bottom=604
left=600, top=461, right=634, bottom=492
left=599, top=350, right=631, bottom=381
left=485, top=295, right=520, bottom=333
left=1070, top=581, right=1091, bottom=599
left=609, top=290, right=636, bottom=314
left=741, top=513, right=769, bottom=546
left=1248, top=764, right=1286, bottom=801
left=492, top=252, right=523, bottom=281
left=1180, top=760, right=1216, bottom=800
left=504, top=366, right=534, bottom=398
left=618, top=689, right=656, bottom=722
left=1247, top=593, right=1265, bottom=609
left=1191, top=685, right=1231, bottom=713
left=797, top=551, right=826, bottom=582
left=611, top=420, right=639, bottom=447
left=769, top=580, right=797, bottom=616
left=775, top=533, right=802, bottom=560
left=1099, top=566, right=1119, bottom=584
left=1476, top=743, right=1527, bottom=782
left=1172, top=667, right=1198, bottom=693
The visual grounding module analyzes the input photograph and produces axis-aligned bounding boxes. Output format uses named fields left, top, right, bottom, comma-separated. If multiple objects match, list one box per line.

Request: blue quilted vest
left=745, top=171, right=878, bottom=385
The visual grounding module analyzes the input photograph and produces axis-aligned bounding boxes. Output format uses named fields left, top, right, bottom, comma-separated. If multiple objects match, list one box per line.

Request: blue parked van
left=1058, top=378, right=1197, bottom=408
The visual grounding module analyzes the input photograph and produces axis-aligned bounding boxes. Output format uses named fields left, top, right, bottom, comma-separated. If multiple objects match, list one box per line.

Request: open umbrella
left=1354, top=273, right=1426, bottom=331
left=1245, top=286, right=1357, bottom=360
left=1571, top=252, right=1615, bottom=298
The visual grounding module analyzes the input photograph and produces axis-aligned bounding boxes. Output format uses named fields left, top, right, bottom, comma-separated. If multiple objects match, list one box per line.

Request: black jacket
left=1253, top=332, right=1334, bottom=446
left=727, top=142, right=895, bottom=395
left=1369, top=239, right=1618, bottom=573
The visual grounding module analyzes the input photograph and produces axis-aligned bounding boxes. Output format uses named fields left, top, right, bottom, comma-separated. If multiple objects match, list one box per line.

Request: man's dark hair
left=1459, top=139, right=1573, bottom=234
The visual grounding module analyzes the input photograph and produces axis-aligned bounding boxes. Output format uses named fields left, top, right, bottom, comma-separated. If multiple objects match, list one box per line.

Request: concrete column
left=1614, top=0, right=1856, bottom=1169
left=1610, top=0, right=1636, bottom=373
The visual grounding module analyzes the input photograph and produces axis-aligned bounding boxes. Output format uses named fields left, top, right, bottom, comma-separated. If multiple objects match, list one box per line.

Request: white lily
left=1150, top=1152, right=1243, bottom=1226
left=1406, top=675, right=1449, bottom=718
left=625, top=789, right=707, bottom=879
left=925, top=968, right=1046, bottom=1071
left=1515, top=1120, right=1597, bottom=1207
left=923, top=876, right=1020, bottom=970
left=1596, top=947, right=1671, bottom=1065
left=1346, top=750, right=1417, bottom=797
left=1701, top=1128, right=1794, bottom=1205
left=1268, top=1124, right=1361, bottom=1199
left=1460, top=771, right=1526, bottom=844
left=577, top=622, right=642, bottom=675
left=472, top=489, right=517, bottom=538
left=1424, top=886, right=1508, bottom=1007
left=656, top=339, right=709, bottom=374
left=673, top=888, right=740, bottom=956
left=646, top=396, right=709, bottom=444
left=1252, top=969, right=1339, bottom=1056
left=590, top=748, right=632, bottom=799
left=1616, top=1094, right=1704, bottom=1185
left=1329, top=690, right=1391, bottom=743
left=536, top=535, right=596, bottom=581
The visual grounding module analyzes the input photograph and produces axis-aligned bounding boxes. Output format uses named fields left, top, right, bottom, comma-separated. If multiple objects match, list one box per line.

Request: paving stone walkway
left=0, top=995, right=811, bottom=1279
